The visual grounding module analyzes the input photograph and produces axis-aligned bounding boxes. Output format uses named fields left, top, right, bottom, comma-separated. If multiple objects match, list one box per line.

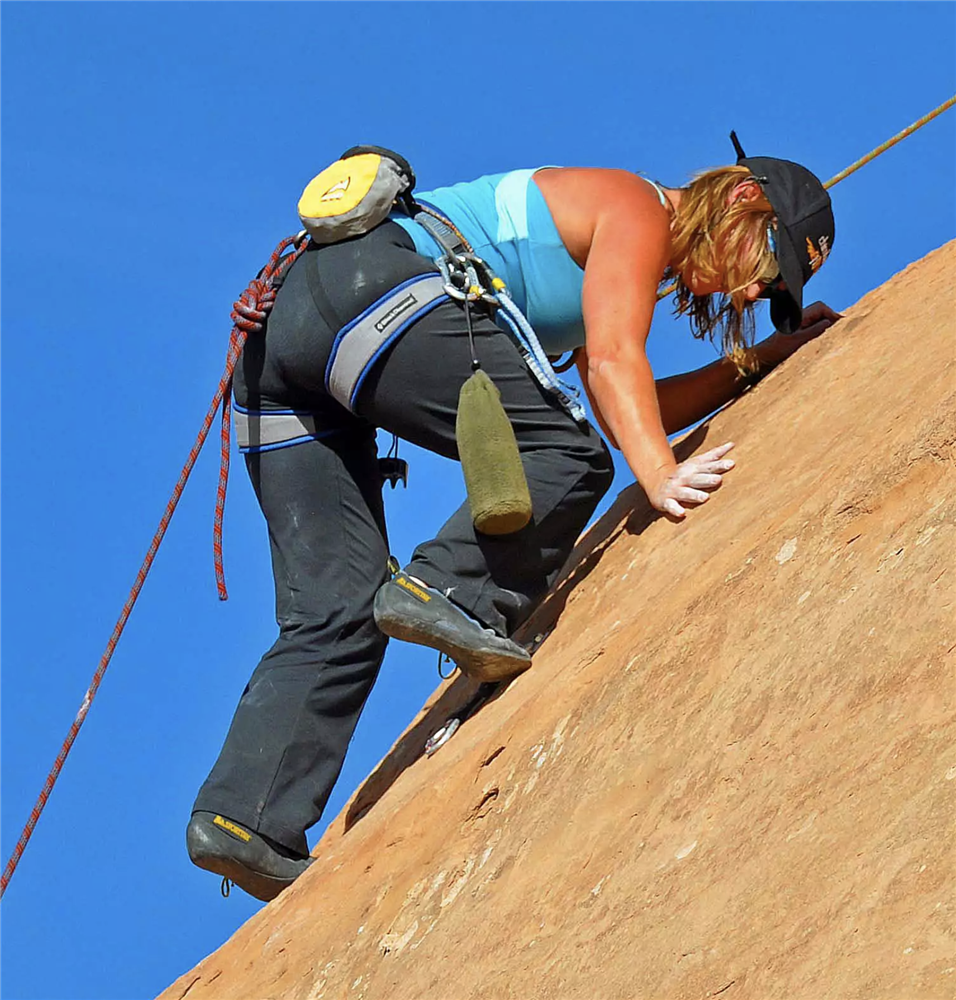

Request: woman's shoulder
left=533, top=168, right=671, bottom=267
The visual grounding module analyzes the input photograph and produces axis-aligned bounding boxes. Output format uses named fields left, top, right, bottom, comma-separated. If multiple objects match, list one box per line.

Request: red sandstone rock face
left=160, top=243, right=955, bottom=1000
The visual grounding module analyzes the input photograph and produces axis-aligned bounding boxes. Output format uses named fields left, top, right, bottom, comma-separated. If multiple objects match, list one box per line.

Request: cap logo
left=806, top=234, right=830, bottom=274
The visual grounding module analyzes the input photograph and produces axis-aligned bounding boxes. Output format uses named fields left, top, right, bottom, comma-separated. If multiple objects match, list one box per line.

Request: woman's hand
left=647, top=442, right=736, bottom=519
left=758, top=300, right=842, bottom=367
left=799, top=300, right=843, bottom=328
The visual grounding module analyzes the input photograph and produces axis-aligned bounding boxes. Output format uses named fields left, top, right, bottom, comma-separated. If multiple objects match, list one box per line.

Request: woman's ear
left=728, top=179, right=764, bottom=205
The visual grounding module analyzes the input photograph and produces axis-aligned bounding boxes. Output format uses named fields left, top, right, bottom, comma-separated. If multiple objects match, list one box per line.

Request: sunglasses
left=759, top=224, right=785, bottom=298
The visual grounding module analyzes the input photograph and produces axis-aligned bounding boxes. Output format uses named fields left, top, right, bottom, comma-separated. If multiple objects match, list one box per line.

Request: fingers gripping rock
left=659, top=441, right=736, bottom=518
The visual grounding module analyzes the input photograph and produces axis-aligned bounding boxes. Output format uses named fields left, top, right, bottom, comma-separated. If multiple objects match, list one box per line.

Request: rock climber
left=186, top=145, right=841, bottom=901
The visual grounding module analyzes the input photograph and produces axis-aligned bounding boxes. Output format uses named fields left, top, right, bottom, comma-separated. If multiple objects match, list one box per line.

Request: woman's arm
left=575, top=347, right=619, bottom=447
left=656, top=302, right=843, bottom=433
left=579, top=301, right=842, bottom=438
left=577, top=176, right=687, bottom=504
left=537, top=167, right=732, bottom=517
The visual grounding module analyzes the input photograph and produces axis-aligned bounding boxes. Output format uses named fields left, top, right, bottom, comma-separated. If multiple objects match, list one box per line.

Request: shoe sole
left=186, top=815, right=310, bottom=902
left=188, top=848, right=295, bottom=902
left=374, top=588, right=532, bottom=683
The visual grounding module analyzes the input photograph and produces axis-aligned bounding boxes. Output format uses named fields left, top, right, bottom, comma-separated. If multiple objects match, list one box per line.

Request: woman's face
left=682, top=242, right=772, bottom=300
left=683, top=191, right=778, bottom=301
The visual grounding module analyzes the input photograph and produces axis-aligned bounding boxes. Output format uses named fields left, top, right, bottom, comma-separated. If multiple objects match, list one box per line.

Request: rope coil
left=2, top=95, right=953, bottom=900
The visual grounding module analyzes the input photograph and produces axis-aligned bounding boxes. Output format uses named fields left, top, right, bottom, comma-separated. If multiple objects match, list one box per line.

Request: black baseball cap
left=730, top=132, right=835, bottom=333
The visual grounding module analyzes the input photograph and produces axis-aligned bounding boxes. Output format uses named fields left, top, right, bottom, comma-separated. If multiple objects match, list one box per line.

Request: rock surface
left=160, top=243, right=955, bottom=1000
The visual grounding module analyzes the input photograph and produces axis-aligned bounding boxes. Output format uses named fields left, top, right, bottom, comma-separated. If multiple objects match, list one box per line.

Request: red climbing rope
left=0, top=232, right=308, bottom=899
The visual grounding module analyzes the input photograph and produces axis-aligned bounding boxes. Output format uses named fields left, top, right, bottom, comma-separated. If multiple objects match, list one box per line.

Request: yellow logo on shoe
left=214, top=815, right=252, bottom=842
left=397, top=575, right=431, bottom=603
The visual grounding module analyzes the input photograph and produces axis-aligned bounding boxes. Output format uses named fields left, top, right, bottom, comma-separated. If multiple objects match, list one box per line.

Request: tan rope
left=657, top=95, right=956, bottom=300
left=823, top=95, right=955, bottom=189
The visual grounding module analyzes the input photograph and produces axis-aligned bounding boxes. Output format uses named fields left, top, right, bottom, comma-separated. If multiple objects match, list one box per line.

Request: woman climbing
left=186, top=143, right=840, bottom=901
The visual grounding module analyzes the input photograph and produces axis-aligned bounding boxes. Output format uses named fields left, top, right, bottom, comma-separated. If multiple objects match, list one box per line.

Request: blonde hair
left=662, top=165, right=778, bottom=371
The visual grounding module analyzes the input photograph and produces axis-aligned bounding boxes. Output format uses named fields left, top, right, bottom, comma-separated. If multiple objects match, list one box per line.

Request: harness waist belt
left=233, top=406, right=330, bottom=453
left=325, top=273, right=448, bottom=411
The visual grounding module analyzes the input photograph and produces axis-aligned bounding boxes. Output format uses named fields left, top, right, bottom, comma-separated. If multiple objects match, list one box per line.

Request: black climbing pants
left=192, top=223, right=614, bottom=855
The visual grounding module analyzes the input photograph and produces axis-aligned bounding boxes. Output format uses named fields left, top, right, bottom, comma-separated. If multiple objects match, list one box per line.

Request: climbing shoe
left=186, top=811, right=313, bottom=902
left=373, top=572, right=532, bottom=682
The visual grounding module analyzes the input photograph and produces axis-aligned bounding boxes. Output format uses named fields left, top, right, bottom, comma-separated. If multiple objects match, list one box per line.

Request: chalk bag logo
left=320, top=176, right=351, bottom=202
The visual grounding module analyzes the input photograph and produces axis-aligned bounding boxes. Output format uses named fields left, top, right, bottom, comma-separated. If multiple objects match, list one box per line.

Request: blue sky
left=2, top=3, right=953, bottom=998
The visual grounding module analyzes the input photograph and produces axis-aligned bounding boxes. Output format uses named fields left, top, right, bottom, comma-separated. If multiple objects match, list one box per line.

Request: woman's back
left=392, top=168, right=587, bottom=354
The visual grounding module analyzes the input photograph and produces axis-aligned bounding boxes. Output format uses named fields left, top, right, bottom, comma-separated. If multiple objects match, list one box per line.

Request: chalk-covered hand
left=648, top=441, right=736, bottom=519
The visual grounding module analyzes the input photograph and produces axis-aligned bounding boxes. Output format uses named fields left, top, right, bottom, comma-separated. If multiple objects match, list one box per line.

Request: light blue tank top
left=392, top=168, right=586, bottom=355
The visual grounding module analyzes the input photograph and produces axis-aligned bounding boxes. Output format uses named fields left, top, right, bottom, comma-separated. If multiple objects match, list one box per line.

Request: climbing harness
left=3, top=97, right=954, bottom=900
left=324, top=272, right=450, bottom=412
left=411, top=203, right=588, bottom=425
left=405, top=201, right=536, bottom=534
left=233, top=148, right=589, bottom=466
left=302, top=146, right=586, bottom=425
left=232, top=147, right=586, bottom=462
left=233, top=405, right=336, bottom=454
